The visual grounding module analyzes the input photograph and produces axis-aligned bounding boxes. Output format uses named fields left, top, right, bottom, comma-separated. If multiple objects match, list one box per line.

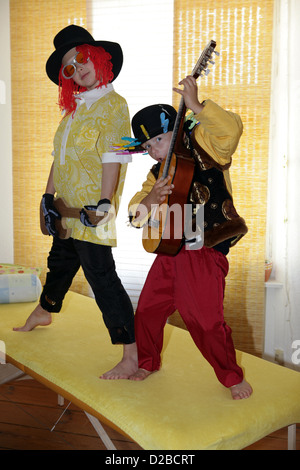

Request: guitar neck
left=161, top=40, right=217, bottom=180
left=162, top=98, right=186, bottom=179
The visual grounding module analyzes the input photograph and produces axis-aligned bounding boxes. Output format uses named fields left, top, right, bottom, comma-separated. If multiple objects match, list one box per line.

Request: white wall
left=264, top=0, right=300, bottom=370
left=0, top=0, right=13, bottom=262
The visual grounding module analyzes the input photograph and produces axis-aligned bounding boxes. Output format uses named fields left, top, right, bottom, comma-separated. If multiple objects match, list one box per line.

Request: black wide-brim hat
left=46, top=24, right=123, bottom=85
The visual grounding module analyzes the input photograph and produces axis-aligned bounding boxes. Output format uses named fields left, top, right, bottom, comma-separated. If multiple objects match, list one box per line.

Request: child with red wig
left=14, top=25, right=138, bottom=380
left=58, top=43, right=115, bottom=116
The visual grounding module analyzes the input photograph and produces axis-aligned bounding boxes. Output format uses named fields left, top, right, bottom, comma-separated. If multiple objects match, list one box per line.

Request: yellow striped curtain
left=10, top=0, right=90, bottom=296
left=170, top=0, right=274, bottom=355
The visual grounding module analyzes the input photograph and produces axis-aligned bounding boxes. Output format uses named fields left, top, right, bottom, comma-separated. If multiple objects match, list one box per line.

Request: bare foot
left=129, top=368, right=154, bottom=381
left=13, top=304, right=52, bottom=332
left=100, top=343, right=138, bottom=380
left=230, top=379, right=253, bottom=400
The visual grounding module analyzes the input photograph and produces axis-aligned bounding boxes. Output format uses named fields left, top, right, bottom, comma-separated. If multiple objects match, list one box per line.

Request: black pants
left=40, top=237, right=135, bottom=345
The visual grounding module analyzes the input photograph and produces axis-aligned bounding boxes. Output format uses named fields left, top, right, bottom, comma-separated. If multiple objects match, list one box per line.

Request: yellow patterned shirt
left=52, top=85, right=131, bottom=246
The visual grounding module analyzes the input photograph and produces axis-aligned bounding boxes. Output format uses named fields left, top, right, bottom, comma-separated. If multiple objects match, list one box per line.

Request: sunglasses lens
left=76, top=51, right=85, bottom=64
left=63, top=64, right=75, bottom=79
left=62, top=51, right=88, bottom=79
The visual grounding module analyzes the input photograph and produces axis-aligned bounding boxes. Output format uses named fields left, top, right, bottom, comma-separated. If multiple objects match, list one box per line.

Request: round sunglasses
left=62, top=51, right=89, bottom=79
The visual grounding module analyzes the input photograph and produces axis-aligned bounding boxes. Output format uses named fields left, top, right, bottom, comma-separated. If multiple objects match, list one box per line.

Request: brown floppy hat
left=46, top=24, right=123, bottom=85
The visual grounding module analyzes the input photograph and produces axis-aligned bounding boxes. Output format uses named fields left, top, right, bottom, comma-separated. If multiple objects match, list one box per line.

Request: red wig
left=58, top=44, right=114, bottom=116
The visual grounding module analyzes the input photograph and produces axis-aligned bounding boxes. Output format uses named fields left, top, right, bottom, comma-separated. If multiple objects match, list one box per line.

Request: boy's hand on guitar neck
left=173, top=75, right=204, bottom=115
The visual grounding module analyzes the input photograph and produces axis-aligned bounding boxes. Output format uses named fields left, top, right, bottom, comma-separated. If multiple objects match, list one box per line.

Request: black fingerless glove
left=96, top=198, right=111, bottom=215
left=41, top=193, right=61, bottom=237
left=80, top=199, right=111, bottom=227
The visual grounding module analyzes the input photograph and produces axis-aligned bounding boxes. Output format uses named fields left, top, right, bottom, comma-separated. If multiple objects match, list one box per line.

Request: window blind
left=10, top=0, right=89, bottom=297
left=172, top=0, right=274, bottom=355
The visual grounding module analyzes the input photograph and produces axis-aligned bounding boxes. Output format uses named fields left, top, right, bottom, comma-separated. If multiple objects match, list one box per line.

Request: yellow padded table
left=0, top=291, right=299, bottom=450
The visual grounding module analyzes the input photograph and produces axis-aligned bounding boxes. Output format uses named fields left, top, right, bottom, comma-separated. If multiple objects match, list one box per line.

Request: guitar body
left=142, top=154, right=195, bottom=255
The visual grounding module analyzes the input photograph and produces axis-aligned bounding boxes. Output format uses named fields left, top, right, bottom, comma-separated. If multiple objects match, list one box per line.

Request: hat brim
left=46, top=40, right=123, bottom=85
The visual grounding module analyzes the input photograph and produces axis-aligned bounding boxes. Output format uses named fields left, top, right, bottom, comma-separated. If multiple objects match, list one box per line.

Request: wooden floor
left=0, top=372, right=299, bottom=450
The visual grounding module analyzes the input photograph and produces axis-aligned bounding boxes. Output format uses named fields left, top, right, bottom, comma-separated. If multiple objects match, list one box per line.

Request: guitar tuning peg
left=205, top=69, right=210, bottom=76
left=209, top=60, right=215, bottom=65
left=214, top=50, right=220, bottom=56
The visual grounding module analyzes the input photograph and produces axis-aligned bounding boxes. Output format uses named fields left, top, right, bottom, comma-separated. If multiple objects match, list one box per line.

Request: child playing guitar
left=126, top=72, right=252, bottom=400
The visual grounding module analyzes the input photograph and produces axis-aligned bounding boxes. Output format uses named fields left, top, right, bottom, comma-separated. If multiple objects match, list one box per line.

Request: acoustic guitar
left=142, top=40, right=218, bottom=255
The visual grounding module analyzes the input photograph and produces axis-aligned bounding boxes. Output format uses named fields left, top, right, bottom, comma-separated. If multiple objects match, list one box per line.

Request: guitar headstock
left=169, top=40, right=219, bottom=163
left=192, top=40, right=219, bottom=79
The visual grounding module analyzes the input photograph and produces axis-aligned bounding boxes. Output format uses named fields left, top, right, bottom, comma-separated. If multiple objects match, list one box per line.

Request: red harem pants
left=134, top=245, right=243, bottom=388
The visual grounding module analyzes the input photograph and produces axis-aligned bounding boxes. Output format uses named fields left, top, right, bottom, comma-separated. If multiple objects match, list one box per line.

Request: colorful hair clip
left=140, top=125, right=150, bottom=140
left=121, top=136, right=142, bottom=148
left=160, top=112, right=169, bottom=133
left=185, top=113, right=198, bottom=130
